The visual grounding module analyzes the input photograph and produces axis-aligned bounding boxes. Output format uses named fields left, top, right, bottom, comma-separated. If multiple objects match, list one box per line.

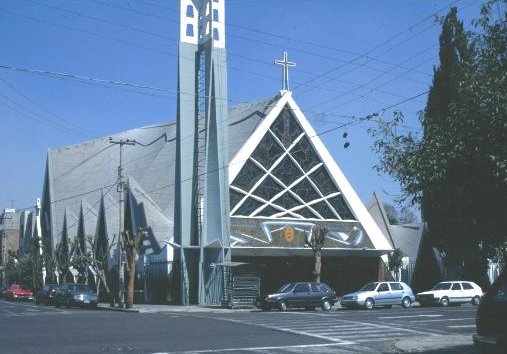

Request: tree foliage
left=368, top=1, right=507, bottom=286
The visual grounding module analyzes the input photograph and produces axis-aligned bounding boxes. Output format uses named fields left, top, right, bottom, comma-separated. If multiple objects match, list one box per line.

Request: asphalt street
left=0, top=299, right=482, bottom=353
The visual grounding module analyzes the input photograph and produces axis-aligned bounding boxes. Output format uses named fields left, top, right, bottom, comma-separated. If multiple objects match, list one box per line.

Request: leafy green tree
left=388, top=248, right=405, bottom=281
left=368, top=1, right=507, bottom=286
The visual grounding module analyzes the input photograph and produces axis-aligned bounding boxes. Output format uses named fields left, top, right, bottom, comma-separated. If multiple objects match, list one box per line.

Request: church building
left=40, top=0, right=393, bottom=305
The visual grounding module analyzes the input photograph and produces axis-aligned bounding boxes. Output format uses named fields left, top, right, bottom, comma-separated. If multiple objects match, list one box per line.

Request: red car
left=6, top=284, right=34, bottom=301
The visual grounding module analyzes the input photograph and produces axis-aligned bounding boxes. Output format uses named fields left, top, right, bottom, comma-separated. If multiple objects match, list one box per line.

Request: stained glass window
left=270, top=105, right=302, bottom=148
left=272, top=157, right=302, bottom=186
left=272, top=192, right=300, bottom=210
left=291, top=136, right=320, bottom=172
left=255, top=205, right=283, bottom=217
left=252, top=175, right=284, bottom=201
left=250, top=132, right=284, bottom=170
left=292, top=178, right=321, bottom=203
left=294, top=207, right=319, bottom=219
left=311, top=201, right=337, bottom=219
left=235, top=197, right=263, bottom=216
left=229, top=102, right=357, bottom=222
left=328, top=195, right=356, bottom=220
left=310, top=166, right=338, bottom=195
left=231, top=159, right=264, bottom=192
left=230, top=189, right=245, bottom=210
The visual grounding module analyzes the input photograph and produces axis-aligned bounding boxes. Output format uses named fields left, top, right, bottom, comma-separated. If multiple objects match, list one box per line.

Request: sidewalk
left=97, top=302, right=254, bottom=313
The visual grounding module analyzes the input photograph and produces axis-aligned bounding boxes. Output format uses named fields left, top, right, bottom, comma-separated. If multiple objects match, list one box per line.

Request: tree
left=122, top=227, right=148, bottom=309
left=71, top=234, right=116, bottom=302
left=368, top=1, right=507, bottom=287
left=388, top=248, right=405, bottom=281
left=305, top=226, right=327, bottom=283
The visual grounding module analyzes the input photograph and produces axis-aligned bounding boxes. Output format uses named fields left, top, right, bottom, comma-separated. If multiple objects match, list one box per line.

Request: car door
left=376, top=283, right=390, bottom=305
left=388, top=282, right=404, bottom=305
left=291, top=283, right=311, bottom=308
left=450, top=282, right=463, bottom=303
left=460, top=282, right=475, bottom=302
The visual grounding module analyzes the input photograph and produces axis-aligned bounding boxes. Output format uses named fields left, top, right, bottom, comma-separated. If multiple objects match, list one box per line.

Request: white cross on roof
left=274, top=51, right=296, bottom=92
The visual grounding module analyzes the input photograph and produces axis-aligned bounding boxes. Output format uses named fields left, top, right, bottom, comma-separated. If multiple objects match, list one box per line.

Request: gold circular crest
left=284, top=226, right=295, bottom=243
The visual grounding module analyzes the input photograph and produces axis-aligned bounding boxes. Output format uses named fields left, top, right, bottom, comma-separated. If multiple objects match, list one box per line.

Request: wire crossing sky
left=0, top=0, right=483, bottom=213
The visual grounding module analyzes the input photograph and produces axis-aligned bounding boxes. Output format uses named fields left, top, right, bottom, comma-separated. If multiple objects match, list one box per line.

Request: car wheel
left=472, top=296, right=481, bottom=306
left=440, top=296, right=450, bottom=307
left=402, top=296, right=412, bottom=308
left=321, top=299, right=332, bottom=311
left=35, top=298, right=40, bottom=305
left=278, top=300, right=287, bottom=312
left=364, top=298, right=374, bottom=310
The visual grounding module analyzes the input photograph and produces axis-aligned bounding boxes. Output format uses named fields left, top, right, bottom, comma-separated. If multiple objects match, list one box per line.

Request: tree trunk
left=126, top=247, right=137, bottom=309
left=314, top=250, right=322, bottom=283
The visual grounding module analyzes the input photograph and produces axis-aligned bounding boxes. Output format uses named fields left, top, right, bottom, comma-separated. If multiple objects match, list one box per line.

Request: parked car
left=340, top=281, right=415, bottom=309
left=5, top=284, right=34, bottom=301
left=473, top=271, right=507, bottom=351
left=255, top=282, right=338, bottom=311
left=416, top=281, right=483, bottom=307
left=54, top=283, right=98, bottom=309
left=35, top=284, right=60, bottom=305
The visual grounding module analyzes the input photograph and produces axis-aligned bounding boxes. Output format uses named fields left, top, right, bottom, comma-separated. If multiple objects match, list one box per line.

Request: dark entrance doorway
left=234, top=255, right=380, bottom=296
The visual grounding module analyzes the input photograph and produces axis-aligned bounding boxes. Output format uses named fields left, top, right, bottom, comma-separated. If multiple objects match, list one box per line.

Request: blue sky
left=0, top=0, right=483, bottom=215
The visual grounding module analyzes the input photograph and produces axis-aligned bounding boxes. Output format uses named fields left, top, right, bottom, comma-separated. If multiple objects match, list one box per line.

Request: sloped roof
left=366, top=192, right=424, bottom=261
left=44, top=96, right=280, bottom=250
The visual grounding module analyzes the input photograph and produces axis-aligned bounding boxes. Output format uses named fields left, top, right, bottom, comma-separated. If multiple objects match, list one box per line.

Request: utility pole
left=109, top=137, right=135, bottom=308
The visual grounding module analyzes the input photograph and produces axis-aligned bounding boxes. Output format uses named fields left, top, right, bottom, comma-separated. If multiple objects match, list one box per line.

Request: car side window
left=311, top=283, right=320, bottom=292
left=461, top=282, right=473, bottom=290
left=378, top=283, right=389, bottom=292
left=390, top=283, right=402, bottom=291
left=451, top=283, right=461, bottom=290
left=294, top=284, right=309, bottom=293
left=320, top=284, right=332, bottom=292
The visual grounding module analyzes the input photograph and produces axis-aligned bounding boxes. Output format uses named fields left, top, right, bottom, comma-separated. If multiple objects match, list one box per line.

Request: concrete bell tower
left=175, top=0, right=230, bottom=305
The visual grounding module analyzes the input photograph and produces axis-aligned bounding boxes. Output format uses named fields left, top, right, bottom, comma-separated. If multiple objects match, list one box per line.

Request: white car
left=416, top=281, right=483, bottom=307
left=340, top=281, right=415, bottom=309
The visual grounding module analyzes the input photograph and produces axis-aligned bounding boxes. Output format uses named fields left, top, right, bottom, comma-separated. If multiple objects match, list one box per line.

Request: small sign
left=284, top=226, right=295, bottom=243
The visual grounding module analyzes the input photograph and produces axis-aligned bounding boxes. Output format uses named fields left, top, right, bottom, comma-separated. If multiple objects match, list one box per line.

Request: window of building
left=186, top=24, right=194, bottom=37
left=186, top=5, right=194, bottom=18
left=213, top=28, right=220, bottom=41
left=212, top=9, right=219, bottom=22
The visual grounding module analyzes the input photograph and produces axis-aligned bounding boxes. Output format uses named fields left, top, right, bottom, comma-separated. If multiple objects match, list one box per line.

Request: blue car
left=340, top=281, right=415, bottom=309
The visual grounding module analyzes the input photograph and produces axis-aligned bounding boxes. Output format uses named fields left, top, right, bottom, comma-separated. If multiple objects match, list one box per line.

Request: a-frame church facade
left=39, top=0, right=393, bottom=306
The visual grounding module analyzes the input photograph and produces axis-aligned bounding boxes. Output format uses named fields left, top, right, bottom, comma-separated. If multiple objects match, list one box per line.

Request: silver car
left=340, top=281, right=415, bottom=309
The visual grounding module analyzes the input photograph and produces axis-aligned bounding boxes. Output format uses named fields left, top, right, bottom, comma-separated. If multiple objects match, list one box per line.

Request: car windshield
left=276, top=283, right=294, bottom=293
left=432, top=282, right=452, bottom=290
left=359, top=283, right=378, bottom=291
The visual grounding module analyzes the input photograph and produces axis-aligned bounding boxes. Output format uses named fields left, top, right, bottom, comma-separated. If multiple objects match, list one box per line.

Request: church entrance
left=234, top=255, right=380, bottom=297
